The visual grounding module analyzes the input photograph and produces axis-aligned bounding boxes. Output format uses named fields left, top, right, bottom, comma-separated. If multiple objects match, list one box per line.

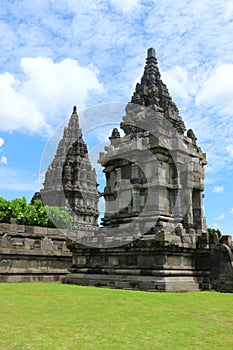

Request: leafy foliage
left=45, top=205, right=73, bottom=229
left=0, top=197, right=12, bottom=223
left=0, top=197, right=73, bottom=229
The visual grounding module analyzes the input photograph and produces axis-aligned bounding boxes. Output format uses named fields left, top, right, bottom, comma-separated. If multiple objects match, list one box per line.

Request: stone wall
left=0, top=220, right=72, bottom=282
left=1, top=218, right=232, bottom=291
left=210, top=240, right=233, bottom=292
left=62, top=230, right=233, bottom=292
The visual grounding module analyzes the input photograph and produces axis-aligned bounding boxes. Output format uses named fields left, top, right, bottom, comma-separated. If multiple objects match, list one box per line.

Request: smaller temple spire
left=40, top=106, right=99, bottom=227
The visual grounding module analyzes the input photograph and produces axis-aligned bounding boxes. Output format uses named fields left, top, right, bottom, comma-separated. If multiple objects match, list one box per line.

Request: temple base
left=62, top=272, right=209, bottom=292
left=62, top=231, right=233, bottom=292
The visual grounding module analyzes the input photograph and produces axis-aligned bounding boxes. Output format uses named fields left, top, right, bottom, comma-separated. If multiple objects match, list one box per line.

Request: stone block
left=175, top=224, right=185, bottom=236
left=155, top=232, right=173, bottom=243
left=47, top=228, right=60, bottom=235
left=12, top=239, right=24, bottom=248
left=182, top=234, right=192, bottom=244
left=220, top=235, right=232, bottom=246
left=17, top=225, right=25, bottom=233
left=61, top=242, right=68, bottom=252
left=0, top=234, right=12, bottom=248
left=58, top=229, right=68, bottom=236
left=9, top=223, right=17, bottom=232
left=167, top=255, right=181, bottom=267
left=41, top=237, right=53, bottom=250
left=0, top=223, right=10, bottom=232
left=34, top=226, right=48, bottom=235
left=172, top=235, right=181, bottom=244
left=25, top=225, right=34, bottom=234
left=24, top=238, right=32, bottom=249
left=189, top=234, right=197, bottom=244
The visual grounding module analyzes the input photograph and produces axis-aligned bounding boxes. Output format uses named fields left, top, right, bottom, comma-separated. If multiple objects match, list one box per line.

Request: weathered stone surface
left=100, top=49, right=206, bottom=236
left=63, top=237, right=211, bottom=291
left=220, top=235, right=232, bottom=246
left=210, top=243, right=233, bottom=292
left=34, top=226, right=48, bottom=235
left=62, top=48, right=233, bottom=292
left=39, top=106, right=99, bottom=227
left=0, top=223, right=72, bottom=283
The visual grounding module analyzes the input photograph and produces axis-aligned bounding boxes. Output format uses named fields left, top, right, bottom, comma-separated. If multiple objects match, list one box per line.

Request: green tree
left=0, top=197, right=73, bottom=229
left=0, top=197, right=11, bottom=223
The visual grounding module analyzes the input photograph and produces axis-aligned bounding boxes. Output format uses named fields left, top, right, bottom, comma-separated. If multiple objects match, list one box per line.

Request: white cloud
left=21, top=57, right=103, bottom=116
left=0, top=72, right=50, bottom=134
left=0, top=57, right=103, bottom=135
left=0, top=156, right=7, bottom=164
left=162, top=66, right=196, bottom=102
left=196, top=64, right=233, bottom=115
left=212, top=185, right=224, bottom=193
left=0, top=137, right=4, bottom=148
left=110, top=0, right=141, bottom=13
left=216, top=214, right=225, bottom=220
left=230, top=208, right=233, bottom=214
left=226, top=145, right=233, bottom=158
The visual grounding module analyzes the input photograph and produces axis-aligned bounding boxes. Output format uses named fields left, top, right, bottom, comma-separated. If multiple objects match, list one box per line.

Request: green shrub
left=0, top=197, right=12, bottom=223
left=45, top=205, right=73, bottom=229
left=0, top=197, right=73, bottom=229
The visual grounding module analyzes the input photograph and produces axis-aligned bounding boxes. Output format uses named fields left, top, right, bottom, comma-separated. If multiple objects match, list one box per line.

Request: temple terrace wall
left=0, top=219, right=73, bottom=282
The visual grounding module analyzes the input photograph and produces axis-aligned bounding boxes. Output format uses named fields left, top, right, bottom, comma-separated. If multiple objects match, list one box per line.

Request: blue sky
left=0, top=0, right=233, bottom=235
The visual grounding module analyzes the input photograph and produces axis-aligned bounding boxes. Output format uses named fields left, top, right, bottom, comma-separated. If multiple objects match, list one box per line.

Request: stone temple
left=40, top=106, right=99, bottom=228
left=100, top=47, right=206, bottom=236
left=40, top=48, right=233, bottom=292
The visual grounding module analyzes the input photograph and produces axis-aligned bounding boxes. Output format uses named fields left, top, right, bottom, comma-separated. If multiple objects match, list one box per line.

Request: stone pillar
left=184, top=189, right=194, bottom=229
left=132, top=189, right=140, bottom=213
left=192, top=189, right=203, bottom=231
left=116, top=168, right=121, bottom=182
left=132, top=163, right=139, bottom=179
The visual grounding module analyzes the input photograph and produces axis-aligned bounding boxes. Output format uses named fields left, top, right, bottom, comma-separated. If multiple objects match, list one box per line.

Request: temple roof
left=131, top=48, right=171, bottom=108
left=128, top=48, right=186, bottom=134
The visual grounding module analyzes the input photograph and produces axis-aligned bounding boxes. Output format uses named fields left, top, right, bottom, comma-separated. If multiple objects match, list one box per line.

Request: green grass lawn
left=0, top=283, right=232, bottom=350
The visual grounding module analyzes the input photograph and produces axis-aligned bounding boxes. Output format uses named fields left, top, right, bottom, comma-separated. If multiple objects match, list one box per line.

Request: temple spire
left=129, top=48, right=185, bottom=133
left=131, top=47, right=168, bottom=108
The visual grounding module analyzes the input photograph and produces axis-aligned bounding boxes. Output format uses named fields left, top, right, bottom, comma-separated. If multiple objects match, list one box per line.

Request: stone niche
left=61, top=48, right=233, bottom=292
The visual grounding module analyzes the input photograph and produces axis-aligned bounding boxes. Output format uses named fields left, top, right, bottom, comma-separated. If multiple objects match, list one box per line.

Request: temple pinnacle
left=147, top=47, right=156, bottom=58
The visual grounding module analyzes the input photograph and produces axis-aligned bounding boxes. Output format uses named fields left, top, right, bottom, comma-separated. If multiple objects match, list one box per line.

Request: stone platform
left=62, top=231, right=233, bottom=292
